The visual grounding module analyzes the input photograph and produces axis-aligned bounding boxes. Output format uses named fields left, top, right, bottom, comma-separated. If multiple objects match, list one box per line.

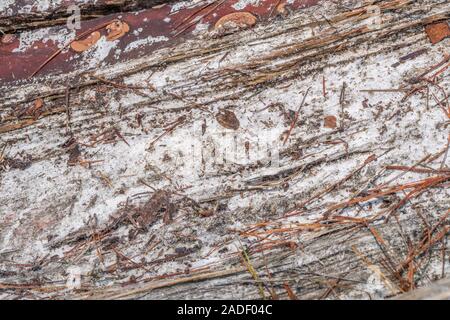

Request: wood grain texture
left=0, top=0, right=449, bottom=299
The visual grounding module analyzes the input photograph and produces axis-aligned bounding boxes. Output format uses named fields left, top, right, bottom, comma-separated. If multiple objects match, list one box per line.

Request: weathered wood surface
left=392, top=277, right=450, bottom=299
left=0, top=0, right=449, bottom=299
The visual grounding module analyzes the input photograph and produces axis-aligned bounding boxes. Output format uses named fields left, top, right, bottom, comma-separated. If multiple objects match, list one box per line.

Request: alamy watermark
left=67, top=5, right=81, bottom=30
left=146, top=125, right=282, bottom=176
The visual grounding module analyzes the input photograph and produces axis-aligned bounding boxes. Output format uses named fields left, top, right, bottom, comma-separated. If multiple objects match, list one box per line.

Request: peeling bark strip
left=0, top=0, right=449, bottom=300
left=0, top=0, right=320, bottom=84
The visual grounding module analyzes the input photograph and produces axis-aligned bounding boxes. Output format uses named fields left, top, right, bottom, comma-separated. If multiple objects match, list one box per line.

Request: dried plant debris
left=215, top=109, right=240, bottom=130
left=15, top=98, right=44, bottom=119
left=136, top=190, right=175, bottom=227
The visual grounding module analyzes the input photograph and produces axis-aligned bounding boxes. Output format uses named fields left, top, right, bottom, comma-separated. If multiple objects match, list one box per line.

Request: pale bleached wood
left=0, top=0, right=449, bottom=300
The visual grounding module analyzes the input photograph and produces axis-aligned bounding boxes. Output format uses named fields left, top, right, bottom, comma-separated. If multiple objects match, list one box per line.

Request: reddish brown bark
left=0, top=0, right=319, bottom=84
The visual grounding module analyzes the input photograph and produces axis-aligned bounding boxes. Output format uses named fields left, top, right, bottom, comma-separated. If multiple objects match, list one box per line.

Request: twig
left=386, top=165, right=449, bottom=174
left=408, top=54, right=450, bottom=83
left=360, top=88, right=408, bottom=93
left=113, top=127, right=130, bottom=147
left=339, top=82, right=346, bottom=131
left=283, top=87, right=311, bottom=145
left=173, top=1, right=216, bottom=30
left=65, top=86, right=71, bottom=135
left=239, top=242, right=266, bottom=300
left=148, top=116, right=187, bottom=149
left=441, top=135, right=450, bottom=169
left=173, top=0, right=226, bottom=37
left=283, top=282, right=298, bottom=300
